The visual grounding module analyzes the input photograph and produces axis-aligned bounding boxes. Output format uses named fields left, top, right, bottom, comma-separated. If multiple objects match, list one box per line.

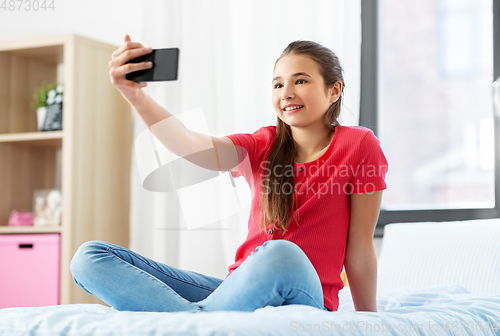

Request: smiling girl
left=70, top=37, right=388, bottom=313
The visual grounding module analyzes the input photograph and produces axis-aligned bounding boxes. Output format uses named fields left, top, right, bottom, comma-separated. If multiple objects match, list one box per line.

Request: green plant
left=32, top=82, right=59, bottom=109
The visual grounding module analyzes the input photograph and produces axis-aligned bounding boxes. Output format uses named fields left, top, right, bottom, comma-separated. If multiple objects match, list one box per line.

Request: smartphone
left=125, top=48, right=179, bottom=82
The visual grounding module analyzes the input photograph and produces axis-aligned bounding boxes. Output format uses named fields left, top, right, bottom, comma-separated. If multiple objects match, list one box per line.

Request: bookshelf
left=0, top=34, right=132, bottom=305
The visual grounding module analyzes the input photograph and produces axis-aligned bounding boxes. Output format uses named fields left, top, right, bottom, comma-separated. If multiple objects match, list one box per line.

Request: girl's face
left=272, top=54, right=340, bottom=130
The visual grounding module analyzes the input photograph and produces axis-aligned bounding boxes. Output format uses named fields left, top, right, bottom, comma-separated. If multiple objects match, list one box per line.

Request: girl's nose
left=281, top=87, right=295, bottom=100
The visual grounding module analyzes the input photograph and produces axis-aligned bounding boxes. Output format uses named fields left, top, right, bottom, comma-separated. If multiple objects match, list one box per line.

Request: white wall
left=374, top=237, right=383, bottom=259
left=0, top=0, right=144, bottom=45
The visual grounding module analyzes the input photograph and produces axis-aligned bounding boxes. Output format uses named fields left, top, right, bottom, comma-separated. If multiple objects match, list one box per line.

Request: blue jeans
left=70, top=239, right=330, bottom=313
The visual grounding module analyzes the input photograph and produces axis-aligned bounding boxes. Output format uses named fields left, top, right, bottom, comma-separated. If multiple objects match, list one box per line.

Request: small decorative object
left=33, top=189, right=63, bottom=226
left=32, top=82, right=64, bottom=131
left=36, top=107, right=47, bottom=131
left=8, top=210, right=34, bottom=226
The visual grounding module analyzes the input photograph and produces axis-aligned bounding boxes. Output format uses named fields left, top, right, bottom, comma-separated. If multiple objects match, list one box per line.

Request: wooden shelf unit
left=0, top=225, right=63, bottom=234
left=0, top=34, right=132, bottom=305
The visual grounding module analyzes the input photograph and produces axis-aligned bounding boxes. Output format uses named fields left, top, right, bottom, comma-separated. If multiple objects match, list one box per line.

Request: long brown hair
left=259, top=40, right=345, bottom=234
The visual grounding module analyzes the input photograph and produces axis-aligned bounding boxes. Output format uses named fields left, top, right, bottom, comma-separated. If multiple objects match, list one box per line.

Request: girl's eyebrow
left=272, top=72, right=312, bottom=83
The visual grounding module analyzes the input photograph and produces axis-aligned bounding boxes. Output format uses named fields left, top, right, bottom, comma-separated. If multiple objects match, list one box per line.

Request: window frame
left=360, top=0, right=500, bottom=237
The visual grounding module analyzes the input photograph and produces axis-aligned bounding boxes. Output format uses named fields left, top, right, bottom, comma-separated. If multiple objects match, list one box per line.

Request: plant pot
left=37, top=107, right=47, bottom=131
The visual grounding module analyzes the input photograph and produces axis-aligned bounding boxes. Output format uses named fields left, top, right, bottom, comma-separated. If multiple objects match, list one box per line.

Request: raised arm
left=108, top=35, right=239, bottom=172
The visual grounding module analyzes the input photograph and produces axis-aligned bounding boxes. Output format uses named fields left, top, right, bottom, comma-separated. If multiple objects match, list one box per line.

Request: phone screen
left=126, top=48, right=179, bottom=82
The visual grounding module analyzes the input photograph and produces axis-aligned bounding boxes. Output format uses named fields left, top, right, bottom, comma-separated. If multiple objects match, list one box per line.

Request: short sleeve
left=225, top=126, right=275, bottom=181
left=349, top=130, right=388, bottom=194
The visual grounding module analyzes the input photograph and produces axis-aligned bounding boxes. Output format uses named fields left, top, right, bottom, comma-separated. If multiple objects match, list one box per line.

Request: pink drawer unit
left=0, top=233, right=60, bottom=308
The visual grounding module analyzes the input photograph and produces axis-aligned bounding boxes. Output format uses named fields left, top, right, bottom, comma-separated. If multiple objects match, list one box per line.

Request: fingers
left=111, top=34, right=148, bottom=59
left=111, top=60, right=153, bottom=78
left=111, top=47, right=152, bottom=67
left=111, top=41, right=145, bottom=59
left=122, top=80, right=148, bottom=90
left=109, top=67, right=148, bottom=89
left=109, top=34, right=151, bottom=90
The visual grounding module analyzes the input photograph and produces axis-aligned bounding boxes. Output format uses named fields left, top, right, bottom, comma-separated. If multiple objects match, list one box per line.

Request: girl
left=70, top=35, right=387, bottom=313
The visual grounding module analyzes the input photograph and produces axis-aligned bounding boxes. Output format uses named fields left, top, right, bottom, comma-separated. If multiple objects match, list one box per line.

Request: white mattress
left=1, top=285, right=499, bottom=335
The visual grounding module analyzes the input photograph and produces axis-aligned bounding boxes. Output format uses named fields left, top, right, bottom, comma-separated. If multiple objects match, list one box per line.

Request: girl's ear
left=328, top=81, right=342, bottom=104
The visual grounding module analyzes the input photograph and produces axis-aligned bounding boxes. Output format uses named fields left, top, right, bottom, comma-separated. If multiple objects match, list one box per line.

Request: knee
left=259, top=240, right=321, bottom=284
left=257, top=240, right=305, bottom=259
left=254, top=240, right=310, bottom=272
left=70, top=240, right=108, bottom=280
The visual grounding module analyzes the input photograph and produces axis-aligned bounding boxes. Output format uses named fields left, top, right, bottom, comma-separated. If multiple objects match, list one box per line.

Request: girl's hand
left=108, top=35, right=153, bottom=102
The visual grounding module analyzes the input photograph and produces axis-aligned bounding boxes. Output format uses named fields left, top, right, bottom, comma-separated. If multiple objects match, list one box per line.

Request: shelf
left=2, top=45, right=63, bottom=65
left=0, top=35, right=66, bottom=56
left=0, top=33, right=132, bottom=306
left=0, top=225, right=62, bottom=234
left=0, top=131, right=63, bottom=147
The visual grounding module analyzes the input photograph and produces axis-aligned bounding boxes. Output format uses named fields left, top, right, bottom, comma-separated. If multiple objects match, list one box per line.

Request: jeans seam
left=106, top=246, right=218, bottom=292
left=263, top=286, right=324, bottom=310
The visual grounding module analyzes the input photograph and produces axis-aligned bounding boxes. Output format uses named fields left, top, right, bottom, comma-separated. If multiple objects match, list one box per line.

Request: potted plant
left=32, top=82, right=63, bottom=131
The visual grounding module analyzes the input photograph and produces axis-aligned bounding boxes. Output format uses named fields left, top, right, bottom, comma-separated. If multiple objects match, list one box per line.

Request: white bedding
left=1, top=285, right=499, bottom=335
left=377, top=219, right=500, bottom=295
left=2, top=219, right=499, bottom=335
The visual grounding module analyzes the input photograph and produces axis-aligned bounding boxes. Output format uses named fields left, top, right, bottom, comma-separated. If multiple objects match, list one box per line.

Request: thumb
left=124, top=34, right=131, bottom=43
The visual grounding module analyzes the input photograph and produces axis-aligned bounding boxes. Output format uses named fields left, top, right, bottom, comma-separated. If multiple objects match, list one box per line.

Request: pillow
left=377, top=218, right=500, bottom=295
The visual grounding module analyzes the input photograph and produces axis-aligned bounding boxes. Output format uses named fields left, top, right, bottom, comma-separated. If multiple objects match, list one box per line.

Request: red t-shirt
left=224, top=125, right=388, bottom=311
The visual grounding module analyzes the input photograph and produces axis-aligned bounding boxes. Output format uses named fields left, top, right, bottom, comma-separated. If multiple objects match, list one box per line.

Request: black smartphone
left=125, top=48, right=179, bottom=82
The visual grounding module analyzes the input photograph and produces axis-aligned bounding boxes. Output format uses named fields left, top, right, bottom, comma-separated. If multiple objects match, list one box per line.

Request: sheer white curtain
left=129, top=0, right=361, bottom=279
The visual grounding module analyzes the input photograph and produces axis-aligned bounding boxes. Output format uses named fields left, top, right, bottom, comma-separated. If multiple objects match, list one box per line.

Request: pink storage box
left=8, top=211, right=34, bottom=226
left=0, top=234, right=60, bottom=308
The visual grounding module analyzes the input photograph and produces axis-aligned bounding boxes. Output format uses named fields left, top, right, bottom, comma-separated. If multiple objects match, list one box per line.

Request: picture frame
left=33, top=189, right=63, bottom=226
left=42, top=102, right=63, bottom=131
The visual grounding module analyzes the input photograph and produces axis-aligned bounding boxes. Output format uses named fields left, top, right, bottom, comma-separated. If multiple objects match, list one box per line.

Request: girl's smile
left=283, top=104, right=304, bottom=114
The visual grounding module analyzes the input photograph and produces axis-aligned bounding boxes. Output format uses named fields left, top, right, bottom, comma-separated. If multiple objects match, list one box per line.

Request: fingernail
left=147, top=61, right=153, bottom=67
left=146, top=47, right=153, bottom=52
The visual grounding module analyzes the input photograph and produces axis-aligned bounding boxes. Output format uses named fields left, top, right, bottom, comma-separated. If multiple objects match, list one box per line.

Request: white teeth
left=284, top=106, right=303, bottom=111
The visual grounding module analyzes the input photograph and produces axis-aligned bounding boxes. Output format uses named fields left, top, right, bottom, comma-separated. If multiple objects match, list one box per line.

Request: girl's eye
left=273, top=79, right=306, bottom=89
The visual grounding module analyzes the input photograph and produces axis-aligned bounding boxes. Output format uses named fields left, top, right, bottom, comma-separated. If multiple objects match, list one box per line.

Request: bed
left=1, top=218, right=499, bottom=336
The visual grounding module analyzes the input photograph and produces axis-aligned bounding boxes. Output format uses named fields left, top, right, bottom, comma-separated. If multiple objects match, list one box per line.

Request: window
left=360, top=0, right=500, bottom=236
